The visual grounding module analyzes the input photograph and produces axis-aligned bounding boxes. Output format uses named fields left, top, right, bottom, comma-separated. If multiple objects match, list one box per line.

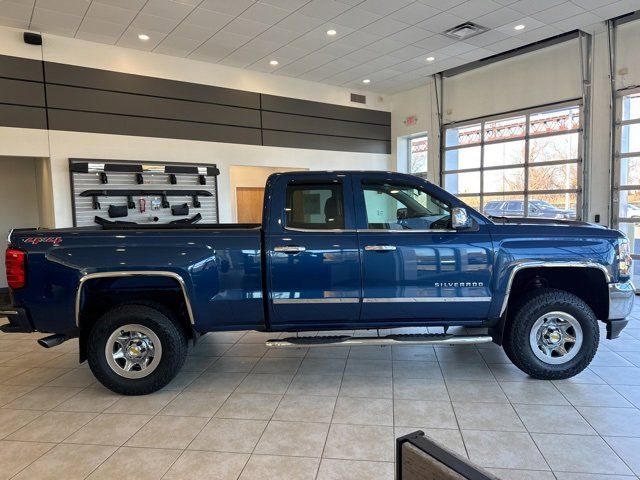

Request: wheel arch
left=491, top=263, right=610, bottom=345
left=76, top=271, right=195, bottom=362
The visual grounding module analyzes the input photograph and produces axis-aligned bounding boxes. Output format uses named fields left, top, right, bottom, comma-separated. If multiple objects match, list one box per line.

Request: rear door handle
left=274, top=246, right=306, bottom=253
left=364, top=245, right=396, bottom=252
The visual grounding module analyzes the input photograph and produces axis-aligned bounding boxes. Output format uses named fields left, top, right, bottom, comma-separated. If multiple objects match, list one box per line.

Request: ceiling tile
left=361, top=17, right=410, bottom=36
left=92, top=0, right=146, bottom=10
left=75, top=30, right=124, bottom=44
left=154, top=34, right=202, bottom=56
left=389, top=2, right=441, bottom=26
left=271, top=44, right=311, bottom=61
left=171, top=22, right=216, bottom=41
left=362, top=37, right=406, bottom=54
left=240, top=2, right=291, bottom=25
left=260, top=0, right=309, bottom=9
left=461, top=28, right=510, bottom=46
left=416, top=0, right=465, bottom=8
left=342, top=48, right=381, bottom=63
left=488, top=35, right=527, bottom=51
left=223, top=17, right=271, bottom=36
left=415, top=11, right=467, bottom=32
left=571, top=0, right=617, bottom=8
left=0, top=16, right=29, bottom=29
left=240, top=37, right=281, bottom=55
left=36, top=0, right=90, bottom=16
left=118, top=27, right=167, bottom=50
left=189, top=39, right=235, bottom=61
left=456, top=46, right=495, bottom=60
left=296, top=0, right=352, bottom=21
left=412, top=33, right=457, bottom=50
left=31, top=6, right=83, bottom=33
left=390, top=59, right=426, bottom=72
left=358, top=0, right=414, bottom=16
left=77, top=17, right=126, bottom=37
left=316, top=41, right=358, bottom=57
left=85, top=2, right=137, bottom=24
left=199, top=0, right=255, bottom=16
left=275, top=12, right=324, bottom=33
left=509, top=0, right=565, bottom=15
left=434, top=41, right=475, bottom=56
left=1, top=1, right=33, bottom=22
left=447, top=0, right=503, bottom=19
left=495, top=15, right=545, bottom=35
left=593, top=0, right=640, bottom=20
left=531, top=1, right=585, bottom=22
left=206, top=29, right=252, bottom=49
left=386, top=25, right=432, bottom=44
left=337, top=29, right=382, bottom=48
left=388, top=44, right=430, bottom=60
left=130, top=13, right=181, bottom=34
left=181, top=8, right=234, bottom=29
left=474, top=6, right=524, bottom=28
left=141, top=0, right=194, bottom=20
left=255, top=26, right=300, bottom=44
left=513, top=24, right=562, bottom=43
left=331, top=7, right=381, bottom=29
left=553, top=10, right=601, bottom=29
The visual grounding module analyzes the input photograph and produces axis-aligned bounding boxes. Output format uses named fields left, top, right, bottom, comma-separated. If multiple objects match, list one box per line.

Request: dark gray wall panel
left=0, top=78, right=46, bottom=107
left=44, top=62, right=260, bottom=109
left=48, top=109, right=262, bottom=145
left=46, top=84, right=261, bottom=128
left=261, top=94, right=391, bottom=126
left=263, top=129, right=390, bottom=154
left=0, top=103, right=47, bottom=129
left=262, top=110, right=390, bottom=141
left=0, top=55, right=43, bottom=82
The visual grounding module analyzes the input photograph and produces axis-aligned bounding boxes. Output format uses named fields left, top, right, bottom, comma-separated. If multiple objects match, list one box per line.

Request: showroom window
left=614, top=90, right=640, bottom=287
left=409, top=134, right=428, bottom=178
left=442, top=104, right=582, bottom=220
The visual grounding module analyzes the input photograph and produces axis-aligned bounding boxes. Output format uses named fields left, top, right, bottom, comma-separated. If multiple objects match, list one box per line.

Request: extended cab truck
left=1, top=171, right=636, bottom=395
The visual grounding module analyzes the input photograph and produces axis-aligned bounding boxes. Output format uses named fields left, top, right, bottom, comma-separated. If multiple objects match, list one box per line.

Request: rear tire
left=503, top=288, right=599, bottom=380
left=87, top=304, right=187, bottom=395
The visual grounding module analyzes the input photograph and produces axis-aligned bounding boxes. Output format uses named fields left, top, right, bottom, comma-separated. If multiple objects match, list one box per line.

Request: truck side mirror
left=452, top=207, right=472, bottom=230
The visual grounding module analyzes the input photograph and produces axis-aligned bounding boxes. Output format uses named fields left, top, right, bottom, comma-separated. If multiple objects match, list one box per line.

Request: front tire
left=87, top=304, right=187, bottom=395
left=503, top=288, right=599, bottom=380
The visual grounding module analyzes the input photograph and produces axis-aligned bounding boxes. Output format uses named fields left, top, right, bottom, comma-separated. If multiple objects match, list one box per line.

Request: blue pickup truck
left=1, top=171, right=635, bottom=395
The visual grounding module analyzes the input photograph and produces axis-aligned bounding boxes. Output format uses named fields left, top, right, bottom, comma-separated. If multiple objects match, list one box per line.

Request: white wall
left=0, top=25, right=392, bottom=227
left=0, top=157, right=43, bottom=287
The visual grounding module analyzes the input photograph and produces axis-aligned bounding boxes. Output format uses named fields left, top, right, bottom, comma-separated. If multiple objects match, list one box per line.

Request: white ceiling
left=1, top=0, right=639, bottom=94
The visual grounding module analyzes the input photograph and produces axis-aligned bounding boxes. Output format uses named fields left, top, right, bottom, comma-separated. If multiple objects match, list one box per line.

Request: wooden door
left=236, top=187, right=265, bottom=223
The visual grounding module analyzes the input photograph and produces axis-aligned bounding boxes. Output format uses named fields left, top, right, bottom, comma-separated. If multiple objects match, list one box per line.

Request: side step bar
left=266, top=333, right=493, bottom=348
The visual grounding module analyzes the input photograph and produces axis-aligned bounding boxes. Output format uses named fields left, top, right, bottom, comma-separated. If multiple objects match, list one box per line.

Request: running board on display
left=265, top=333, right=493, bottom=348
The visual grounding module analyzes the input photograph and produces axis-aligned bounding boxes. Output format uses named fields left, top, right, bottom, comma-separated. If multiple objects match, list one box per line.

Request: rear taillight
left=5, top=248, right=26, bottom=289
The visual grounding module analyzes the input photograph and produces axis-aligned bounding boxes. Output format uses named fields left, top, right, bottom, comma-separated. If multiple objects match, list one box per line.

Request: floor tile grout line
left=158, top=331, right=261, bottom=479
left=235, top=337, right=316, bottom=480
left=483, top=347, right=556, bottom=475
left=313, top=346, right=347, bottom=480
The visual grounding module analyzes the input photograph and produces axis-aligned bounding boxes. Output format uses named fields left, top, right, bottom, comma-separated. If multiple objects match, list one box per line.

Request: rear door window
left=285, top=183, right=345, bottom=230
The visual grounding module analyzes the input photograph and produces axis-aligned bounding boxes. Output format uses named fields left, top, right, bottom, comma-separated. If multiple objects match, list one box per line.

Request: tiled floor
left=0, top=301, right=639, bottom=480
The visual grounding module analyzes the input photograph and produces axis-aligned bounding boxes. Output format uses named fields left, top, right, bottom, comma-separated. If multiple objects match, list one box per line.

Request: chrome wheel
left=529, top=311, right=582, bottom=365
left=105, top=324, right=162, bottom=379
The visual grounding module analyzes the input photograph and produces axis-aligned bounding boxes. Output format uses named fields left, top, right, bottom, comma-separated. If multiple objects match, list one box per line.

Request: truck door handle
left=274, top=246, right=306, bottom=253
left=364, top=245, right=396, bottom=252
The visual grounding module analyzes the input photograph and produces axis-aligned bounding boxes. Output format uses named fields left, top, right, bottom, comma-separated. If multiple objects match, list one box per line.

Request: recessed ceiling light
left=326, top=29, right=337, bottom=36
left=426, top=56, right=435, bottom=62
left=269, top=59, right=279, bottom=66
left=138, top=33, right=150, bottom=41
left=514, top=24, right=525, bottom=30
left=362, top=79, right=370, bottom=84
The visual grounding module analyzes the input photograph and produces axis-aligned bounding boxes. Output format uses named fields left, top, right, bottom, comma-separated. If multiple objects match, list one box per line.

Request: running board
left=265, top=333, right=493, bottom=348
